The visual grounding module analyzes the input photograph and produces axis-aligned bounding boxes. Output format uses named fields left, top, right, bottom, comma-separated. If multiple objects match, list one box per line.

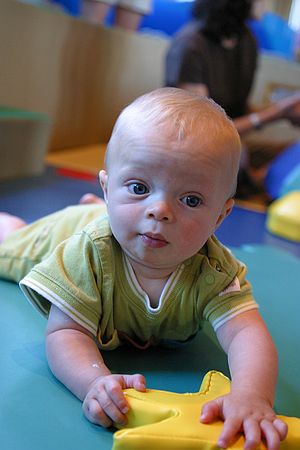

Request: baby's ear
left=215, top=198, right=234, bottom=230
left=99, top=170, right=108, bottom=203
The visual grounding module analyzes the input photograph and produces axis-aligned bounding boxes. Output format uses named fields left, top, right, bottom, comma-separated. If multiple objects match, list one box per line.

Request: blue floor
left=0, top=167, right=101, bottom=223
left=217, top=205, right=300, bottom=259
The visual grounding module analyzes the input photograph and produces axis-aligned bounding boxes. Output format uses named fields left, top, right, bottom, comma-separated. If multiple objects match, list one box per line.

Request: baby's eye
left=181, top=195, right=201, bottom=208
left=128, top=183, right=149, bottom=195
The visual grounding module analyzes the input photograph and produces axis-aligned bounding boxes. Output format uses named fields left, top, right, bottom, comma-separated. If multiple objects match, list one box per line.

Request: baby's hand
left=200, top=392, right=288, bottom=450
left=82, top=373, right=146, bottom=427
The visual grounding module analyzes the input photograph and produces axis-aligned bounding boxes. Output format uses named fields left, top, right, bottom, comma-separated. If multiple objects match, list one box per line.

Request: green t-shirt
left=17, top=207, right=257, bottom=350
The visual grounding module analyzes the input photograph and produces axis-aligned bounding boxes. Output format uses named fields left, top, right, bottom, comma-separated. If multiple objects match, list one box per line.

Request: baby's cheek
left=109, top=207, right=139, bottom=237
left=180, top=223, right=211, bottom=249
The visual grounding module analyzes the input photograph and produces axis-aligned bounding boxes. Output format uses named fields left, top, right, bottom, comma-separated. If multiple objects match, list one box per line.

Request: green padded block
left=0, top=105, right=50, bottom=180
left=0, top=106, right=48, bottom=121
left=1, top=244, right=299, bottom=449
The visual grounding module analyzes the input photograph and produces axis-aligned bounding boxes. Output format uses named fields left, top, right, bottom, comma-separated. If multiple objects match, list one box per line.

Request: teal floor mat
left=1, top=244, right=299, bottom=449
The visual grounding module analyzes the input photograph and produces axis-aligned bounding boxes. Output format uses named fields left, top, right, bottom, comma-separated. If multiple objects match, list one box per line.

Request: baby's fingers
left=261, top=419, right=288, bottom=450
left=243, top=419, right=261, bottom=450
left=122, top=373, right=146, bottom=392
left=200, top=398, right=222, bottom=423
left=82, top=397, right=113, bottom=428
left=217, top=417, right=242, bottom=449
left=273, top=418, right=288, bottom=441
left=100, top=378, right=129, bottom=423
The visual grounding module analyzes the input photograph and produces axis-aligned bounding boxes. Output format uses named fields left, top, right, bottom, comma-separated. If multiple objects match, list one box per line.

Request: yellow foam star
left=113, top=371, right=300, bottom=450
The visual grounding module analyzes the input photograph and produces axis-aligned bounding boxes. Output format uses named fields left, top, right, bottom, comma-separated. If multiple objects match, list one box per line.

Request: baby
left=0, top=88, right=287, bottom=450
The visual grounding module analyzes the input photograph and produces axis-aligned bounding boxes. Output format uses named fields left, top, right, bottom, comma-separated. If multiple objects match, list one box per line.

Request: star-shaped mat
left=113, top=371, right=300, bottom=449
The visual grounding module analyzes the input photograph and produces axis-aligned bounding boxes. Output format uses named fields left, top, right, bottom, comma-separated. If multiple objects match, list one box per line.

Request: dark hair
left=192, top=0, right=253, bottom=42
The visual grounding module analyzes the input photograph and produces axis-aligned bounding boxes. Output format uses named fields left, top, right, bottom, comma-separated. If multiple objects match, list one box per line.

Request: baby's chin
left=125, top=251, right=183, bottom=273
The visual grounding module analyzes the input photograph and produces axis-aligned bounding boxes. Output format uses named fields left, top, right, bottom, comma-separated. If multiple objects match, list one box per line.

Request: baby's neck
left=138, top=275, right=169, bottom=308
left=129, top=260, right=177, bottom=308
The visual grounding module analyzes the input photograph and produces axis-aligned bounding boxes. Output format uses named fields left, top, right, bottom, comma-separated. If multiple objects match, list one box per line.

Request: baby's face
left=100, top=126, right=236, bottom=275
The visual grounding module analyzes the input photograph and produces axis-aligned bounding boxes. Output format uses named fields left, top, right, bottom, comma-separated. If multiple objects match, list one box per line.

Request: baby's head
left=100, top=88, right=241, bottom=272
left=104, top=87, right=241, bottom=198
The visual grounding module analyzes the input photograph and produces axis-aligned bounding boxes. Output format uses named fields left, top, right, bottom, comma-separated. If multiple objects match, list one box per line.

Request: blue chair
left=280, top=164, right=300, bottom=197
left=259, top=12, right=295, bottom=59
left=49, top=0, right=81, bottom=15
left=140, top=0, right=193, bottom=36
left=264, top=140, right=300, bottom=199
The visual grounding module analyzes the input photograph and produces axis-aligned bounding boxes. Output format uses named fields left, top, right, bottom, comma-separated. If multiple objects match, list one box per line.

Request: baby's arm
left=200, top=310, right=287, bottom=450
left=46, top=305, right=146, bottom=427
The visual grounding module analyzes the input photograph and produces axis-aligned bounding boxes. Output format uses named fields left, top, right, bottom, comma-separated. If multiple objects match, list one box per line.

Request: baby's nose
left=146, top=200, right=174, bottom=222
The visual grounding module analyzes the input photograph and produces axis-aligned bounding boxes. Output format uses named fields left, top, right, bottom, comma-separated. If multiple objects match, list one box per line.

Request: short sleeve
left=20, top=231, right=103, bottom=336
left=203, top=262, right=258, bottom=332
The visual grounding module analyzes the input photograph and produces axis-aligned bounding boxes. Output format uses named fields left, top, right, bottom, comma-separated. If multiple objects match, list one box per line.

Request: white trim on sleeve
left=20, top=277, right=97, bottom=335
left=212, top=300, right=259, bottom=331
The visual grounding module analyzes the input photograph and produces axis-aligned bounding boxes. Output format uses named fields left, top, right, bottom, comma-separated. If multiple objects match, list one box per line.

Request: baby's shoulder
left=194, top=235, right=242, bottom=277
left=81, top=214, right=112, bottom=241
left=78, top=215, right=123, bottom=266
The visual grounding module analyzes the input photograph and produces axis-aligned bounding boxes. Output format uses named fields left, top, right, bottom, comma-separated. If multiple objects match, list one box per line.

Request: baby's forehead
left=106, top=99, right=241, bottom=170
left=109, top=120, right=236, bottom=158
left=108, top=131, right=236, bottom=178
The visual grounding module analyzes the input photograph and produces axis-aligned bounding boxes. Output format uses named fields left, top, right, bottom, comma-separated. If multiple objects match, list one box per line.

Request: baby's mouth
left=139, top=233, right=168, bottom=248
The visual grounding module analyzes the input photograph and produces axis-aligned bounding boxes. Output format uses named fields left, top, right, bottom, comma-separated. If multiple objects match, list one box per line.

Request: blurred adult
left=82, top=0, right=152, bottom=31
left=165, top=0, right=300, bottom=197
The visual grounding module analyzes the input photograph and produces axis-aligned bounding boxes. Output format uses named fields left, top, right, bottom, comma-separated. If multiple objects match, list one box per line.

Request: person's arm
left=233, top=93, right=300, bottom=135
left=200, top=309, right=288, bottom=450
left=178, top=82, right=300, bottom=135
left=46, top=304, right=146, bottom=427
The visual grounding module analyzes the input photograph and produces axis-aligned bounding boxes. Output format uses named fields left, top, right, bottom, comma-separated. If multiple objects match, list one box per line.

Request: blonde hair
left=105, top=88, right=241, bottom=196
